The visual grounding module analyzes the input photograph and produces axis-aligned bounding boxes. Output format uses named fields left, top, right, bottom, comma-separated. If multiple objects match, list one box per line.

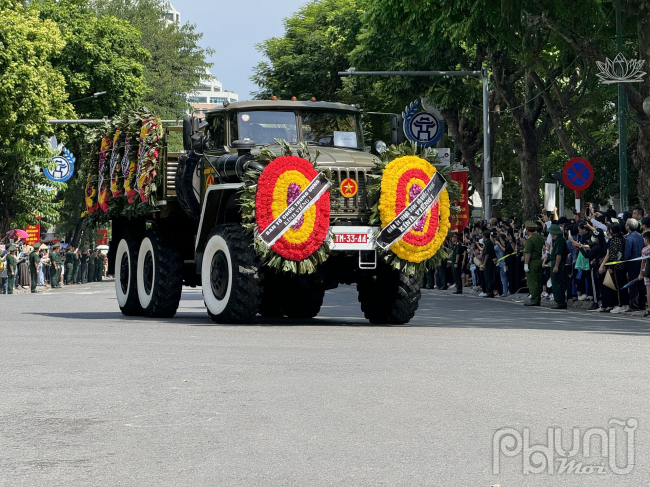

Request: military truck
left=110, top=100, right=420, bottom=324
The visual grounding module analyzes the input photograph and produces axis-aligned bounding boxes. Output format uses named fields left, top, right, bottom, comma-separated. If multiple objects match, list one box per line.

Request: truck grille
left=328, top=167, right=370, bottom=218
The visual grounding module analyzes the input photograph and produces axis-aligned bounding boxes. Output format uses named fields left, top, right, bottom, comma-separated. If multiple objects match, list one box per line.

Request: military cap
left=8, top=244, right=16, bottom=251
left=482, top=230, right=491, bottom=238
left=524, top=220, right=537, bottom=230
left=53, top=243, right=60, bottom=248
left=548, top=223, right=563, bottom=234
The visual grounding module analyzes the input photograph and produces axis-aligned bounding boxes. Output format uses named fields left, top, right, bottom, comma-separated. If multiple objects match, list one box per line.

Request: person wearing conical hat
left=549, top=223, right=568, bottom=309
left=523, top=221, right=544, bottom=306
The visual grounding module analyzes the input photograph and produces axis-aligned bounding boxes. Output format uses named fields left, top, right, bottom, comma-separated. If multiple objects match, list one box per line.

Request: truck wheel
left=115, top=233, right=143, bottom=316
left=357, top=269, right=421, bottom=324
left=282, top=283, right=325, bottom=319
left=258, top=270, right=285, bottom=317
left=137, top=229, right=183, bottom=318
left=201, top=224, right=262, bottom=323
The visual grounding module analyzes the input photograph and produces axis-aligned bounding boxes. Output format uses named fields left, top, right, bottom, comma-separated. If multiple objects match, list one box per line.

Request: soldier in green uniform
left=523, top=221, right=545, bottom=306
left=481, top=230, right=497, bottom=298
left=29, top=245, right=39, bottom=293
left=50, top=243, right=61, bottom=288
left=450, top=233, right=466, bottom=295
left=64, top=246, right=74, bottom=285
left=97, top=251, right=105, bottom=281
left=72, top=248, right=80, bottom=284
left=88, top=249, right=96, bottom=283
left=6, top=245, right=17, bottom=294
left=80, top=249, right=88, bottom=283
left=549, top=223, right=568, bottom=309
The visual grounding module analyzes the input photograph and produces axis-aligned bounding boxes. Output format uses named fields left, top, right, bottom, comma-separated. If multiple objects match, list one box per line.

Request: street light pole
left=616, top=0, right=628, bottom=211
left=482, top=66, right=492, bottom=220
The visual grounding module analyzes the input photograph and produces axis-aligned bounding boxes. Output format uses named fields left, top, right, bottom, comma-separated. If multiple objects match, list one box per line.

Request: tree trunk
left=632, top=124, right=650, bottom=210
left=519, top=146, right=543, bottom=220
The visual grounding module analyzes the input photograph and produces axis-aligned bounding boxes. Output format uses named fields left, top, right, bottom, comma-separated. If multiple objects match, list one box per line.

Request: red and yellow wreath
left=378, top=155, right=451, bottom=263
left=255, top=155, right=330, bottom=262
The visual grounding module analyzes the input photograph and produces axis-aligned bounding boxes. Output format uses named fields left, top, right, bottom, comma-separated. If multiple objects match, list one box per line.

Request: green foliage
left=91, top=0, right=213, bottom=120
left=0, top=2, right=72, bottom=233
left=35, top=0, right=150, bottom=119
left=251, top=0, right=375, bottom=105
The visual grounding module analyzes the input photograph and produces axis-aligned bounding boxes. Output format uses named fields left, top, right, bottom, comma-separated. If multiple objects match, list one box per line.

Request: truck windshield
left=235, top=111, right=297, bottom=145
left=301, top=112, right=359, bottom=149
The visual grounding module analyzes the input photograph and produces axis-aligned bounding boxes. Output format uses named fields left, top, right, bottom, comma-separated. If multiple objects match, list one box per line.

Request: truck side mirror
left=390, top=114, right=404, bottom=145
left=183, top=117, right=210, bottom=152
left=183, top=116, right=194, bottom=151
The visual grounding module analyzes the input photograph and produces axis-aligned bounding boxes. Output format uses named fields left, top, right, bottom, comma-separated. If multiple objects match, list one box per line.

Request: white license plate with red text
left=329, top=226, right=378, bottom=251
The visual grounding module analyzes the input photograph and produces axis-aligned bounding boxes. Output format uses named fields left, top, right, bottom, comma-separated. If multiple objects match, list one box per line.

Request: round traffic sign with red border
left=562, top=157, right=594, bottom=192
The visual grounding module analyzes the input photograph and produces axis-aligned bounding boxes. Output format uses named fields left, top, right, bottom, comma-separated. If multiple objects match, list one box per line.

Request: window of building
left=210, top=97, right=227, bottom=104
left=188, top=96, right=207, bottom=103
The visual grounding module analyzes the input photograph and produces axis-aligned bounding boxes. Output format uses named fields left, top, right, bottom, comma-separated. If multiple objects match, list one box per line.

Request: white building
left=163, top=2, right=180, bottom=24
left=188, top=68, right=239, bottom=116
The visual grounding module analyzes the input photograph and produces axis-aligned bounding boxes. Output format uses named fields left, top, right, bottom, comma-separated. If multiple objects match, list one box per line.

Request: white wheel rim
left=137, top=237, right=155, bottom=308
left=202, top=234, right=233, bottom=316
left=115, top=239, right=130, bottom=307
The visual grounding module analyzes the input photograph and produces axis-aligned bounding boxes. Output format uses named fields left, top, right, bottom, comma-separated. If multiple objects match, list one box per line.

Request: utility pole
left=338, top=67, right=492, bottom=220
left=616, top=0, right=628, bottom=211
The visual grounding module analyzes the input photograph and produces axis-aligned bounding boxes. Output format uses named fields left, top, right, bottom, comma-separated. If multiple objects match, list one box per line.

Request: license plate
left=335, top=233, right=368, bottom=244
left=329, top=226, right=378, bottom=251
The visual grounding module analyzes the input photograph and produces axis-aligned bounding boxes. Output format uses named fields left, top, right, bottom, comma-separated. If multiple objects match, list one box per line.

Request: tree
left=91, top=0, right=213, bottom=119
left=34, top=0, right=151, bottom=244
left=252, top=0, right=368, bottom=104
left=0, top=1, right=72, bottom=235
left=541, top=0, right=650, bottom=210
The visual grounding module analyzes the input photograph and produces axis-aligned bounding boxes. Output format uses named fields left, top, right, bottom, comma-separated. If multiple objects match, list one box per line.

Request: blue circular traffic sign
left=562, top=157, right=593, bottom=192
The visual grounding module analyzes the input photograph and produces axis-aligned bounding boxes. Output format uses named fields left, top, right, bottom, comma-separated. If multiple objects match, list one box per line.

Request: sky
left=169, top=0, right=308, bottom=101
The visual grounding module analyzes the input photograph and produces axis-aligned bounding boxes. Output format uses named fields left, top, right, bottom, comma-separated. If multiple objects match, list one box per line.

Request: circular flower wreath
left=254, top=156, right=331, bottom=264
left=378, top=155, right=451, bottom=263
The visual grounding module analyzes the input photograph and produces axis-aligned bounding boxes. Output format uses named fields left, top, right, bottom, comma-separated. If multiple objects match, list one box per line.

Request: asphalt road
left=1, top=282, right=649, bottom=486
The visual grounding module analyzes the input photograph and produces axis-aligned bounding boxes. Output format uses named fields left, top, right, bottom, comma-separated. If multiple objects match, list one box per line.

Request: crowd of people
left=425, top=204, right=650, bottom=315
left=0, top=241, right=108, bottom=294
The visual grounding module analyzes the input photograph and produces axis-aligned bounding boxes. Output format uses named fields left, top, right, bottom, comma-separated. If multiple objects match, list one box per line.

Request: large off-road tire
left=175, top=152, right=202, bottom=220
left=201, top=224, right=262, bottom=323
left=115, top=233, right=144, bottom=316
left=136, top=229, right=183, bottom=318
left=258, top=270, right=285, bottom=317
left=357, top=268, right=421, bottom=324
left=281, top=282, right=325, bottom=319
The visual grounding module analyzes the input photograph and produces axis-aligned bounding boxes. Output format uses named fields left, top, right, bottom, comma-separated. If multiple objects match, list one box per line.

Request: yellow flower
left=378, top=155, right=451, bottom=263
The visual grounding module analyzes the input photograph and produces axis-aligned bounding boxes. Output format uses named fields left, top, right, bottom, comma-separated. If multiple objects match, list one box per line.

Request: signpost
left=402, top=100, right=444, bottom=147
left=562, top=157, right=594, bottom=216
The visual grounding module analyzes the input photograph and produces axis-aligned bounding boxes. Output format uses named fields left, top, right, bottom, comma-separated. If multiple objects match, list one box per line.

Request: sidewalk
left=425, top=284, right=650, bottom=317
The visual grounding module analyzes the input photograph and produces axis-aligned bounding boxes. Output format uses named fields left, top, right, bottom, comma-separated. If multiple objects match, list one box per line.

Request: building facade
left=188, top=68, right=239, bottom=116
left=163, top=2, right=180, bottom=24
